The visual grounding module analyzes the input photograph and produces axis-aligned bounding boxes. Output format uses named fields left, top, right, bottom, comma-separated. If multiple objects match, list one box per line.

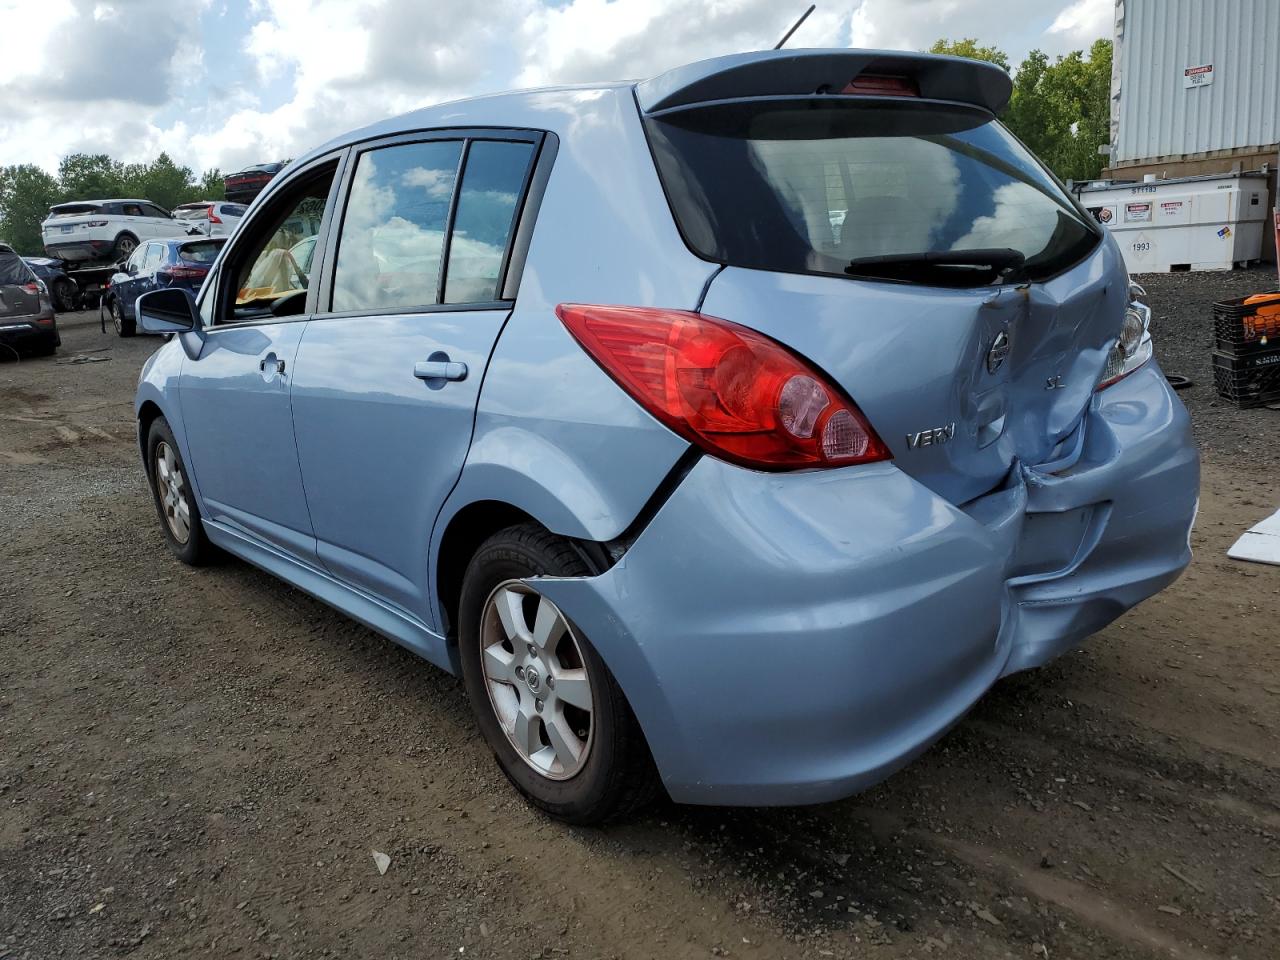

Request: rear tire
left=113, top=233, right=138, bottom=260
left=53, top=278, right=76, bottom=312
left=146, top=417, right=217, bottom=566
left=111, top=298, right=135, bottom=337
left=458, top=523, right=657, bottom=824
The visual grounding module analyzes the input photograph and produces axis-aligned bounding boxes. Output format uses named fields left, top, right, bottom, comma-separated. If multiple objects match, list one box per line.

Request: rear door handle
left=413, top=360, right=468, bottom=382
left=259, top=357, right=286, bottom=375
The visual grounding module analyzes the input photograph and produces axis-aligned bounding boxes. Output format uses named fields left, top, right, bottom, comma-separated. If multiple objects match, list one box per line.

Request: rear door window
left=331, top=139, right=463, bottom=313
left=645, top=100, right=1100, bottom=286
left=444, top=140, right=536, bottom=304
left=143, top=243, right=166, bottom=270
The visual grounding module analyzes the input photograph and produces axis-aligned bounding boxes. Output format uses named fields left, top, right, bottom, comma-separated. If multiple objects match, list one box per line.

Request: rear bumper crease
left=532, top=361, right=1198, bottom=806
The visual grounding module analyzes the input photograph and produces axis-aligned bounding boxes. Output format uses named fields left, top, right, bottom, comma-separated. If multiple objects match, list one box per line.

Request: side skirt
left=203, top=518, right=455, bottom=674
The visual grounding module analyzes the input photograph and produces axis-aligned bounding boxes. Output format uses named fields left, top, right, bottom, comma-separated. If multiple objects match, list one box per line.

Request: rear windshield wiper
left=844, top=248, right=1026, bottom=285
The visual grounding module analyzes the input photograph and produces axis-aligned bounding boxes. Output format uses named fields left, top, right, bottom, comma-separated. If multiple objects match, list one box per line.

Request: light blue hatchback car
left=134, top=50, right=1200, bottom=824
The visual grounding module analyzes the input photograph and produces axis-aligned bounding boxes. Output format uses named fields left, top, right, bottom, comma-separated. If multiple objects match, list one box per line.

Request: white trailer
left=1076, top=172, right=1269, bottom=273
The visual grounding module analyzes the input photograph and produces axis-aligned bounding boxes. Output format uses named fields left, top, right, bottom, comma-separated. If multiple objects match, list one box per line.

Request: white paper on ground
left=1228, top=508, right=1280, bottom=565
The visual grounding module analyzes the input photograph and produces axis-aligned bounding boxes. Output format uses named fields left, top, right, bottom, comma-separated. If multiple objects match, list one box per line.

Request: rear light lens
left=556, top=304, right=890, bottom=470
left=207, top=205, right=222, bottom=224
left=1096, top=300, right=1153, bottom=390
left=840, top=74, right=920, bottom=96
left=21, top=282, right=40, bottom=295
left=166, top=265, right=208, bottom=280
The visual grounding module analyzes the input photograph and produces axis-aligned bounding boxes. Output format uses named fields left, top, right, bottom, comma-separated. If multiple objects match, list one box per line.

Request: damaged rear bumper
left=534, top=362, right=1199, bottom=806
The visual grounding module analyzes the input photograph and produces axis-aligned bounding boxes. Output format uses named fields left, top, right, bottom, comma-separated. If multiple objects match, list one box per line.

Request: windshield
left=645, top=99, right=1100, bottom=286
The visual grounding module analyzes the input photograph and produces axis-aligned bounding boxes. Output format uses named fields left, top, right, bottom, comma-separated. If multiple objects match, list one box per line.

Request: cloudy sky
left=0, top=0, right=1112, bottom=177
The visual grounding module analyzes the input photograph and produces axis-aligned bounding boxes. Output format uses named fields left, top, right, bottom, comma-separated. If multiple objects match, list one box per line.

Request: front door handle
left=413, top=359, right=468, bottom=382
left=259, top=356, right=286, bottom=375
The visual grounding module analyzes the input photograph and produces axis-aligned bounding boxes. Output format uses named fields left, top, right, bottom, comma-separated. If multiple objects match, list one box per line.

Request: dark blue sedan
left=106, top=237, right=225, bottom=337
left=22, top=257, right=78, bottom=312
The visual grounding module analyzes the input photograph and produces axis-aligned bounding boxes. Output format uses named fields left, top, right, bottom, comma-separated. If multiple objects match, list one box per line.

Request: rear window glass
left=49, top=204, right=101, bottom=218
left=0, top=253, right=32, bottom=284
left=221, top=204, right=248, bottom=217
left=174, top=205, right=209, bottom=219
left=645, top=100, right=1100, bottom=286
left=180, top=240, right=223, bottom=263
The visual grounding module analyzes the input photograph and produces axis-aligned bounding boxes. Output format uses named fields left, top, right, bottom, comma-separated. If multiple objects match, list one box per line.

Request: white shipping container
left=1077, top=173, right=1269, bottom=273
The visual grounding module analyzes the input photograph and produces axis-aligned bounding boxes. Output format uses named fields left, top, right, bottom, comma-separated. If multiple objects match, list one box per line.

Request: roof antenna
left=774, top=4, right=816, bottom=49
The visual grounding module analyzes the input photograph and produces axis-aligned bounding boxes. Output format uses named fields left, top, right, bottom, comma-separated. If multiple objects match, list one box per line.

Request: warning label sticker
left=1125, top=202, right=1152, bottom=223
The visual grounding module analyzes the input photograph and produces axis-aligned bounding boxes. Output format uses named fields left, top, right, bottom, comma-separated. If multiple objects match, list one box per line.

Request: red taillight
left=207, top=205, right=222, bottom=224
left=840, top=74, right=919, bottom=97
left=165, top=265, right=208, bottom=280
left=556, top=304, right=890, bottom=471
left=21, top=282, right=40, bottom=295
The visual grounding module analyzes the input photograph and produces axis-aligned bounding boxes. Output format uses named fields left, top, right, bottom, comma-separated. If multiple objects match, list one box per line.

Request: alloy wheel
left=112, top=301, right=123, bottom=335
left=154, top=440, right=191, bottom=544
left=479, top=580, right=594, bottom=780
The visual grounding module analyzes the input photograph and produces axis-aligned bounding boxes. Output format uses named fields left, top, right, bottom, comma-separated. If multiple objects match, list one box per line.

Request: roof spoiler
left=636, top=49, right=1012, bottom=116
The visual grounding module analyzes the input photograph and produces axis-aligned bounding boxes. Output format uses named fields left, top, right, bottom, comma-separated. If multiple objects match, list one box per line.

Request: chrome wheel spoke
left=544, top=710, right=584, bottom=769
left=552, top=668, right=592, bottom=711
left=532, top=595, right=566, bottom=652
left=512, top=704, right=542, bottom=758
left=482, top=643, right=517, bottom=685
left=494, top=585, right=532, bottom=645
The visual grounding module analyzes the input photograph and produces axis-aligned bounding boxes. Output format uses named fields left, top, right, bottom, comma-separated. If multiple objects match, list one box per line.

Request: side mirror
left=137, top=288, right=199, bottom=333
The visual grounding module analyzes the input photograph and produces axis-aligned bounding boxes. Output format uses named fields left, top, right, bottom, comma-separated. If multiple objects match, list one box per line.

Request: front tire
left=146, top=417, right=216, bottom=565
left=111, top=299, right=135, bottom=337
left=458, top=524, right=657, bottom=824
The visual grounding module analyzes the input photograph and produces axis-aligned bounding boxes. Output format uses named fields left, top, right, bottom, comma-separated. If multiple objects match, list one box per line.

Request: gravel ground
left=1139, top=264, right=1280, bottom=472
left=1, top=298, right=1278, bottom=960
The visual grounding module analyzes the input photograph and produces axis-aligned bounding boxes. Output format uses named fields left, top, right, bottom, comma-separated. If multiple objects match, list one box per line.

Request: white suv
left=41, top=199, right=197, bottom=265
left=173, top=201, right=249, bottom=237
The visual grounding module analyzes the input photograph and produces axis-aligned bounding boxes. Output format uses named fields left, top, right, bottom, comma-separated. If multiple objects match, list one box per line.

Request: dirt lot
left=2, top=272, right=1278, bottom=960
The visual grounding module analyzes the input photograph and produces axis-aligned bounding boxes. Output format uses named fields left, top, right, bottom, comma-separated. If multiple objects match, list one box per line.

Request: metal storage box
left=1076, top=172, right=1269, bottom=273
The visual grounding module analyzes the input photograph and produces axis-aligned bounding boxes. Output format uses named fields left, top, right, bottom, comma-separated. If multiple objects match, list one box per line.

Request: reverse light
left=556, top=304, right=890, bottom=470
left=1096, top=299, right=1153, bottom=390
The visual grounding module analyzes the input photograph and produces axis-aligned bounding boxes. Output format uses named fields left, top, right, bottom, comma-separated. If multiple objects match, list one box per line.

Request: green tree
left=0, top=164, right=61, bottom=254
left=56, top=154, right=124, bottom=201
left=197, top=168, right=225, bottom=201
left=928, top=37, right=1113, bottom=183
left=928, top=38, right=1011, bottom=72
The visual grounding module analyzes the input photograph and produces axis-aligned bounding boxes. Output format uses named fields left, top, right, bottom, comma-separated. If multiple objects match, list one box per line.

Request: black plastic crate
left=1213, top=292, right=1280, bottom=355
left=1212, top=348, right=1280, bottom=408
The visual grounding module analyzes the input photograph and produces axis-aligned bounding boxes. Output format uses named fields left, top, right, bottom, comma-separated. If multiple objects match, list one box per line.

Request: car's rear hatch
left=0, top=251, right=42, bottom=320
left=43, top=203, right=105, bottom=237
left=638, top=51, right=1125, bottom=505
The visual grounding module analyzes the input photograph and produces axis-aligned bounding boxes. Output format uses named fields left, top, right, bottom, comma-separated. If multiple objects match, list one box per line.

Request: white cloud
left=0, top=0, right=1115, bottom=180
left=1048, top=0, right=1113, bottom=44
